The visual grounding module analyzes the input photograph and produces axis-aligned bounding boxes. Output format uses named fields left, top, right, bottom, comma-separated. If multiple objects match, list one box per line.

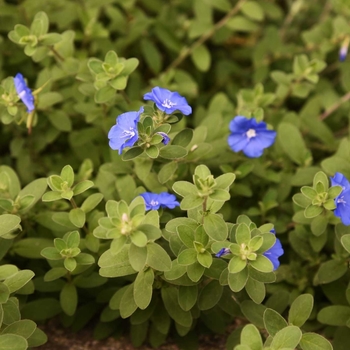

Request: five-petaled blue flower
left=330, top=172, right=350, bottom=225
left=144, top=87, right=192, bottom=115
left=14, top=73, right=35, bottom=112
left=140, top=192, right=180, bottom=211
left=215, top=248, right=231, bottom=258
left=228, top=116, right=277, bottom=158
left=108, top=107, right=144, bottom=154
left=263, top=229, right=284, bottom=271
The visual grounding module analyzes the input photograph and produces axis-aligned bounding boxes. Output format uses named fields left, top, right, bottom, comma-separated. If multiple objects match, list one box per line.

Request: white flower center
left=122, top=127, right=135, bottom=139
left=150, top=200, right=159, bottom=207
left=337, top=196, right=346, bottom=204
left=246, top=129, right=257, bottom=139
left=162, top=99, right=176, bottom=108
left=19, top=90, right=26, bottom=98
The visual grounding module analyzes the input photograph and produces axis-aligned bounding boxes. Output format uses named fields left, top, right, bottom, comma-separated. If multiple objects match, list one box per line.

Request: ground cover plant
left=0, top=0, right=350, bottom=349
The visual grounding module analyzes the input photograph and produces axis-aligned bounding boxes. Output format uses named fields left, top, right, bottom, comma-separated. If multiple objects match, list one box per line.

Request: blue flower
left=157, top=132, right=170, bottom=145
left=215, top=248, right=231, bottom=258
left=139, top=192, right=180, bottom=211
left=330, top=172, right=350, bottom=225
left=108, top=107, right=143, bottom=154
left=228, top=116, right=276, bottom=158
left=263, top=229, right=284, bottom=271
left=14, top=73, right=35, bottom=112
left=330, top=172, right=350, bottom=192
left=144, top=87, right=192, bottom=115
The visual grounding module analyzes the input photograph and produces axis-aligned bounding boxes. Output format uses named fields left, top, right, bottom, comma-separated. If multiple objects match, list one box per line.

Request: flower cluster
left=108, top=87, right=191, bottom=154
left=228, top=116, right=276, bottom=158
left=215, top=228, right=284, bottom=271
left=140, top=192, right=180, bottom=211
left=14, top=73, right=35, bottom=112
left=330, top=172, right=350, bottom=225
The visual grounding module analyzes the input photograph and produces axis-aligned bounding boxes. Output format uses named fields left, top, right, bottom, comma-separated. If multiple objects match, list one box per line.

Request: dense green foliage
left=0, top=0, right=350, bottom=349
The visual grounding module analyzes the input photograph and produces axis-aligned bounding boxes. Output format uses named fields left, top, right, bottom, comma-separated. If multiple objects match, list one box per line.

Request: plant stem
left=202, top=196, right=208, bottom=225
left=50, top=47, right=65, bottom=62
left=165, top=0, right=246, bottom=72
left=319, top=91, right=350, bottom=121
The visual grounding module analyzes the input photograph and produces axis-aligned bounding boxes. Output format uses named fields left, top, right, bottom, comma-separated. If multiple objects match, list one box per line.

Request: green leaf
left=316, top=260, right=348, bottom=284
left=288, top=294, right=314, bottom=327
left=60, top=283, right=77, bottom=316
left=69, top=208, right=86, bottom=228
left=0, top=334, right=28, bottom=350
left=134, top=269, right=154, bottom=310
left=130, top=230, right=148, bottom=247
left=178, top=286, right=197, bottom=311
left=299, top=332, right=333, bottom=350
left=181, top=194, right=203, bottom=210
left=241, top=1, right=264, bottom=21
left=240, top=300, right=266, bottom=328
left=245, top=277, right=265, bottom=304
left=304, top=205, right=323, bottom=218
left=81, top=193, right=104, bottom=213
left=301, top=186, right=317, bottom=200
left=228, top=256, right=247, bottom=274
left=0, top=214, right=21, bottom=237
left=317, top=305, right=350, bottom=326
left=99, top=247, right=136, bottom=278
left=197, top=251, right=213, bottom=268
left=187, top=261, right=205, bottom=282
left=263, top=308, right=288, bottom=336
left=95, top=85, right=115, bottom=103
left=203, top=213, right=228, bottom=241
left=3, top=270, right=34, bottom=293
left=270, top=326, right=302, bottom=349
left=311, top=215, right=328, bottom=236
left=191, top=45, right=211, bottom=72
left=61, top=165, right=74, bottom=187
left=73, top=180, right=94, bottom=196
left=240, top=324, right=263, bottom=350
left=228, top=268, right=248, bottom=292
left=122, top=147, right=144, bottom=161
left=161, top=287, right=192, bottom=327
left=172, top=129, right=194, bottom=148
left=236, top=223, right=251, bottom=244
left=159, top=145, right=188, bottom=159
left=226, top=16, right=259, bottom=32
left=249, top=255, right=273, bottom=273
left=178, top=249, right=197, bottom=266
left=158, top=162, right=178, bottom=184
left=1, top=319, right=36, bottom=339
left=277, top=123, right=309, bottom=165
left=27, top=328, right=47, bottom=348
left=120, top=284, right=138, bottom=318
left=44, top=267, right=67, bottom=282
left=341, top=234, right=350, bottom=253
left=198, top=280, right=223, bottom=310
left=64, top=257, right=77, bottom=272
left=146, top=242, right=171, bottom=271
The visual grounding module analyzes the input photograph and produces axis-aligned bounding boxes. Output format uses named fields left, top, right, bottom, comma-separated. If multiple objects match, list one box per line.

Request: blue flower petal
left=139, top=192, right=180, bottom=211
left=14, top=73, right=35, bottom=112
left=263, top=229, right=284, bottom=271
left=144, top=87, right=192, bottom=115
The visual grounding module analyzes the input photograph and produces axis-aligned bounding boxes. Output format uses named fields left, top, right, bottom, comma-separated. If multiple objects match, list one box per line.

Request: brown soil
left=38, top=320, right=230, bottom=350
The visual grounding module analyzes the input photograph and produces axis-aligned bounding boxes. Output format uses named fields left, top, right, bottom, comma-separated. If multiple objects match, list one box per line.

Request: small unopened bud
left=340, top=36, right=350, bottom=62
left=190, top=144, right=198, bottom=152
